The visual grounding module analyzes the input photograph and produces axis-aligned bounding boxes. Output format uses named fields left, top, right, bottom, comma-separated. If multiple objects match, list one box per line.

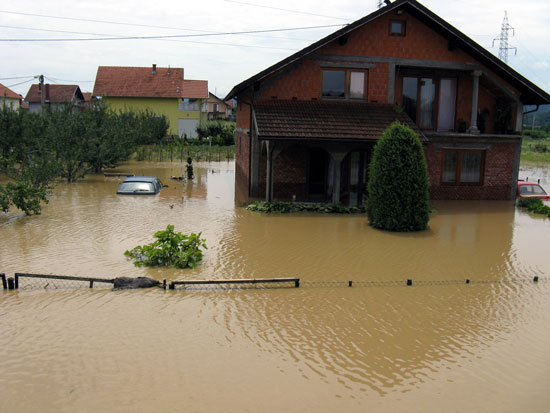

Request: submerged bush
left=517, top=197, right=550, bottom=217
left=366, top=122, right=430, bottom=232
left=246, top=201, right=365, bottom=214
left=124, top=225, right=207, bottom=269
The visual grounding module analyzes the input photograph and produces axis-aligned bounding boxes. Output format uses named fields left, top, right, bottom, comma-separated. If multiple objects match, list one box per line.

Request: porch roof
left=254, top=100, right=425, bottom=142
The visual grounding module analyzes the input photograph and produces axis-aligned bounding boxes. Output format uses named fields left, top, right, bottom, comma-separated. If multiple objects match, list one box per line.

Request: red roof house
left=226, top=0, right=550, bottom=204
left=24, top=84, right=85, bottom=113
left=93, top=65, right=208, bottom=137
left=0, top=83, right=21, bottom=110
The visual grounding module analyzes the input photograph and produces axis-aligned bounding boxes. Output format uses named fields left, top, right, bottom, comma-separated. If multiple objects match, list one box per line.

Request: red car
left=517, top=180, right=550, bottom=200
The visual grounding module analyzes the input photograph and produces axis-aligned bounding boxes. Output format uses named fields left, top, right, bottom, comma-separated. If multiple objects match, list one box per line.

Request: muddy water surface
left=1, top=161, right=550, bottom=412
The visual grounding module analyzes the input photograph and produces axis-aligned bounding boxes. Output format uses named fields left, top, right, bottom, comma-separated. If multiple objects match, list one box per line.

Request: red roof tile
left=0, top=83, right=21, bottom=99
left=82, top=92, right=92, bottom=102
left=93, top=66, right=208, bottom=99
left=25, top=84, right=82, bottom=103
left=254, top=100, right=424, bottom=141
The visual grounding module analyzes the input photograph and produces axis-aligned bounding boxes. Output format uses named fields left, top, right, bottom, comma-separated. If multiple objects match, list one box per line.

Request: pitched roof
left=254, top=100, right=424, bottom=141
left=225, top=0, right=550, bottom=105
left=0, top=83, right=20, bottom=99
left=82, top=92, right=92, bottom=102
left=25, top=84, right=83, bottom=103
left=93, top=66, right=208, bottom=99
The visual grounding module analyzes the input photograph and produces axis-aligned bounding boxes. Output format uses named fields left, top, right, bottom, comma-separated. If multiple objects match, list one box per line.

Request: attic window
left=322, top=70, right=367, bottom=100
left=390, top=20, right=405, bottom=36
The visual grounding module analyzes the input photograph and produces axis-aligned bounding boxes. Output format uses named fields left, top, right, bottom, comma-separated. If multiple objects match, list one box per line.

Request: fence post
left=1, top=273, right=7, bottom=290
left=14, top=274, right=18, bottom=289
left=8, top=277, right=15, bottom=290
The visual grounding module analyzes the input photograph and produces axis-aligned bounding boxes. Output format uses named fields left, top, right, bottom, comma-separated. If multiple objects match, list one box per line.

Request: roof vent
left=152, top=64, right=157, bottom=74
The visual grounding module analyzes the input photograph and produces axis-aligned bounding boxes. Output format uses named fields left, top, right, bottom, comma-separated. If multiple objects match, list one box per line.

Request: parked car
left=517, top=180, right=550, bottom=200
left=117, top=176, right=164, bottom=195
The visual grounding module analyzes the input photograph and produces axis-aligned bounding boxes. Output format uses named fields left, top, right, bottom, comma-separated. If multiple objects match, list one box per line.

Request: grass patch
left=521, top=137, right=550, bottom=164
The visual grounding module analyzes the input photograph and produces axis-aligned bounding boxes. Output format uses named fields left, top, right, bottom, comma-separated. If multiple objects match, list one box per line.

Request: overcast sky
left=1, top=0, right=549, bottom=100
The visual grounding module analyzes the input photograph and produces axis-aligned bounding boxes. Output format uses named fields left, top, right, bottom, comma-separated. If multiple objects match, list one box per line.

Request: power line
left=0, top=24, right=299, bottom=50
left=0, top=24, right=345, bottom=42
left=6, top=77, right=35, bottom=88
left=0, top=75, right=37, bottom=80
left=0, top=10, right=319, bottom=42
left=223, top=0, right=349, bottom=21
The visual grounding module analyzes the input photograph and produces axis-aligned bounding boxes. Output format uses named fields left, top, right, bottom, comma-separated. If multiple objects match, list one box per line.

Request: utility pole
left=35, top=74, right=45, bottom=110
left=492, top=11, right=517, bottom=63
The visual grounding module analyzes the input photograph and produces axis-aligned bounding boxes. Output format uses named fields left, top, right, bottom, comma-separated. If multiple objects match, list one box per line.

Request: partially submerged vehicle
left=116, top=176, right=164, bottom=195
left=517, top=180, right=550, bottom=200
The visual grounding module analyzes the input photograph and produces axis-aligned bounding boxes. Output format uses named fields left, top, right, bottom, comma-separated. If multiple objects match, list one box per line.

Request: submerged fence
left=1, top=272, right=546, bottom=292
left=135, top=145, right=235, bottom=163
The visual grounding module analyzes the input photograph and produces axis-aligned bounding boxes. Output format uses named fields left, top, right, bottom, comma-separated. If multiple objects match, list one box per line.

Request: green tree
left=366, top=122, right=430, bottom=232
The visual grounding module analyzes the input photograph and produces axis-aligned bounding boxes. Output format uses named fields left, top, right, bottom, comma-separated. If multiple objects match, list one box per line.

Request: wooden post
left=1, top=274, right=6, bottom=290
left=8, top=277, right=15, bottom=290
left=406, top=279, right=412, bottom=286
left=163, top=280, right=167, bottom=290
left=89, top=280, right=94, bottom=288
left=14, top=274, right=18, bottom=289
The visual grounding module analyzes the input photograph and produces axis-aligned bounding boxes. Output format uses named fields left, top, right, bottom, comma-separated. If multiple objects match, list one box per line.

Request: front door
left=308, top=149, right=328, bottom=199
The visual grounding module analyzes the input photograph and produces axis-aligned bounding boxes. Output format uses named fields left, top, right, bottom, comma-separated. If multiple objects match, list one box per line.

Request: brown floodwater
left=1, top=160, right=550, bottom=412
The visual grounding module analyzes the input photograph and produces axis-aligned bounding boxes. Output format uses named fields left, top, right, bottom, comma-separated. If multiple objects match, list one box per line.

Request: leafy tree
left=366, top=122, right=430, bottom=232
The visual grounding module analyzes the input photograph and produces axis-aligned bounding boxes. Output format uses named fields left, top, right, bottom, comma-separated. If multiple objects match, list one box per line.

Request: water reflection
left=1, top=161, right=550, bottom=412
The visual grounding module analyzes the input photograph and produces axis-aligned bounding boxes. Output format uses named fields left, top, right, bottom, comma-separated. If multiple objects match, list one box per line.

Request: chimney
left=152, top=64, right=157, bottom=74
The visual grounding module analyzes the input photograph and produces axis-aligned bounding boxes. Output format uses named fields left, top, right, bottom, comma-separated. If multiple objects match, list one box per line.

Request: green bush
left=516, top=197, right=543, bottom=208
left=124, top=225, right=207, bottom=269
left=196, top=121, right=235, bottom=145
left=366, top=122, right=430, bottom=232
left=517, top=197, right=550, bottom=217
left=246, top=201, right=365, bottom=214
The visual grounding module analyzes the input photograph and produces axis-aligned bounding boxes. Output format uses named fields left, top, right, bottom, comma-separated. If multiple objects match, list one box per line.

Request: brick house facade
left=226, top=0, right=550, bottom=205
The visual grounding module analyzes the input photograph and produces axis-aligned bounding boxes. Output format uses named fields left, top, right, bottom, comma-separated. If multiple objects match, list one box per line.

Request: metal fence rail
left=14, top=273, right=115, bottom=290
left=1, top=273, right=545, bottom=292
left=169, top=277, right=300, bottom=290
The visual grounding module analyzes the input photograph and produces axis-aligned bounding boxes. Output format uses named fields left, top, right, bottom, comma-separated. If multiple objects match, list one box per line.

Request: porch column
left=515, top=102, right=524, bottom=133
left=329, top=151, right=347, bottom=205
left=265, top=140, right=274, bottom=202
left=467, top=70, right=482, bottom=134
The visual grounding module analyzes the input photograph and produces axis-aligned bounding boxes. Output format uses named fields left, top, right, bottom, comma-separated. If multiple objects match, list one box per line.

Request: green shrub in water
left=366, top=122, right=430, bottom=232
left=124, top=225, right=207, bottom=269
left=246, top=201, right=365, bottom=214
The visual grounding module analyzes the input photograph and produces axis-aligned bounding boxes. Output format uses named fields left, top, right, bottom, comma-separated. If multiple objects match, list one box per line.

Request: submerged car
left=517, top=180, right=550, bottom=200
left=116, top=176, right=164, bottom=195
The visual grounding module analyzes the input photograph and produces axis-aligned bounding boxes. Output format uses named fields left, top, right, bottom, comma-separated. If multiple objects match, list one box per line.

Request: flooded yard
left=1, top=160, right=550, bottom=412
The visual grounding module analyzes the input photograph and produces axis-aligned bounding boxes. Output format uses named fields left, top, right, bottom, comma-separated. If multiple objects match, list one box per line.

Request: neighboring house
left=0, top=83, right=22, bottom=110
left=93, top=65, right=208, bottom=138
left=226, top=0, right=550, bottom=205
left=25, top=84, right=86, bottom=113
left=82, top=92, right=93, bottom=109
left=207, top=92, right=232, bottom=120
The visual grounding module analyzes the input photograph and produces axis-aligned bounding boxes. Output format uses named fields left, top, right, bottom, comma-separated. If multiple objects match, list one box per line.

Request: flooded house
left=226, top=0, right=550, bottom=205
